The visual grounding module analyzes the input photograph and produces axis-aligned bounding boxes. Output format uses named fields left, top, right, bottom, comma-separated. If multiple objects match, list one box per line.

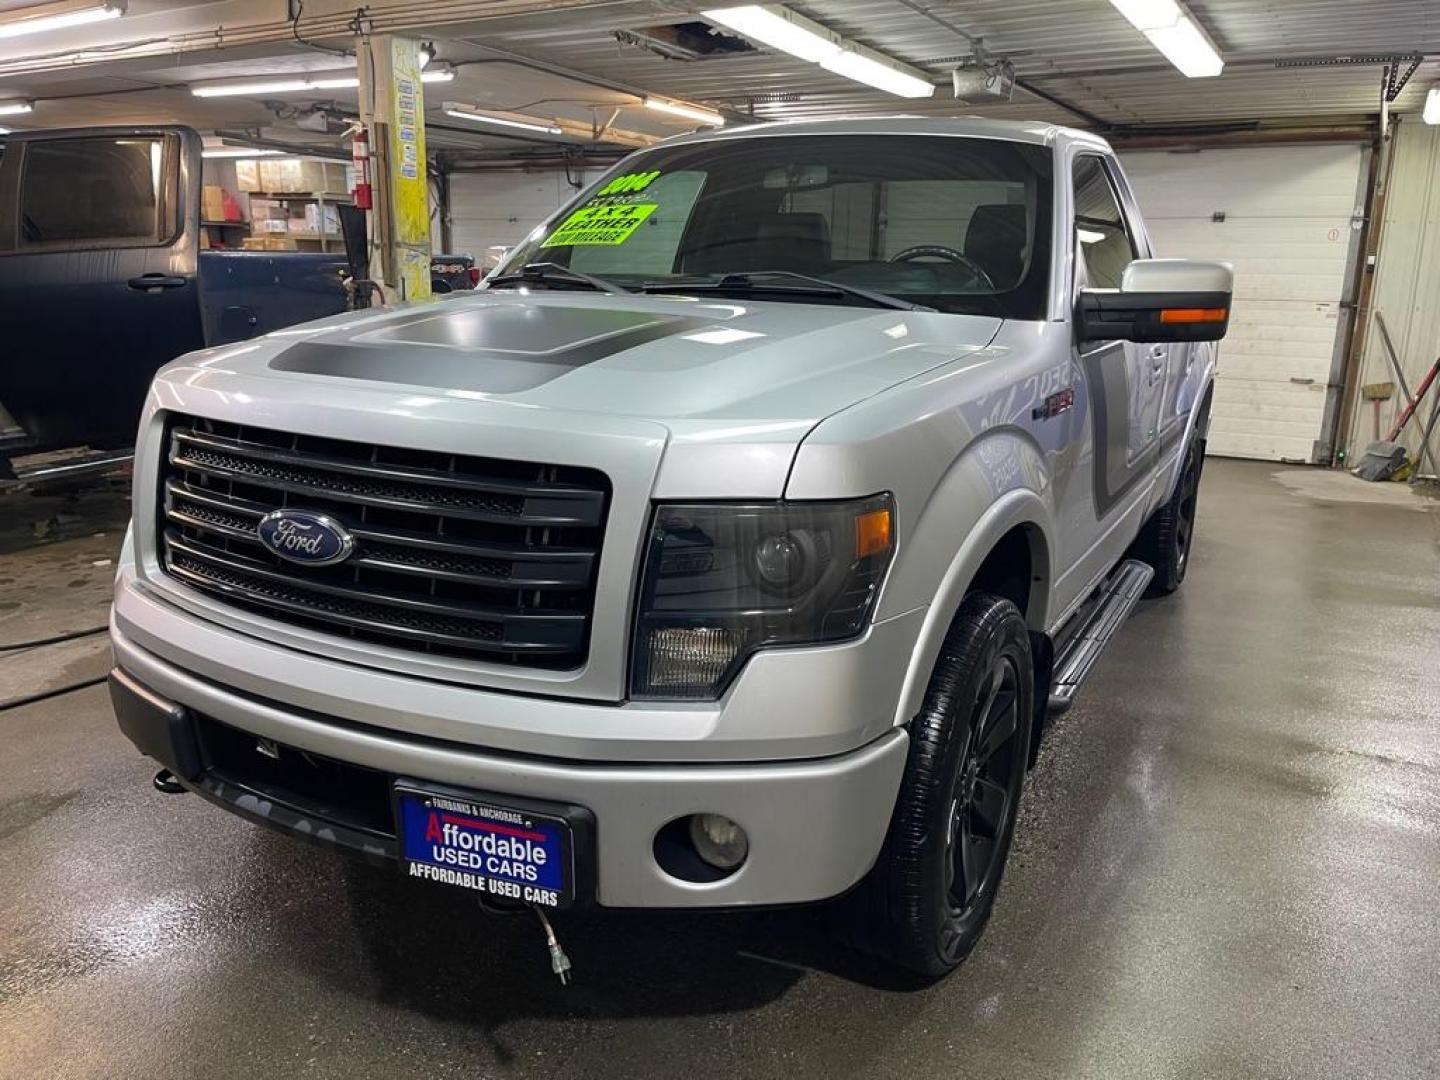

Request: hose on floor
left=0, top=675, right=107, bottom=713
left=0, top=625, right=109, bottom=654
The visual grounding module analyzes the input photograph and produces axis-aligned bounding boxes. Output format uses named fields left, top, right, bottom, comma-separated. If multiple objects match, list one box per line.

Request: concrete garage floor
left=1, top=460, right=1437, bottom=1080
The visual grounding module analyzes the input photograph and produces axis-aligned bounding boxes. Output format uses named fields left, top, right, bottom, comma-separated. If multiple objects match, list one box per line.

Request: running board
left=1047, top=559, right=1153, bottom=715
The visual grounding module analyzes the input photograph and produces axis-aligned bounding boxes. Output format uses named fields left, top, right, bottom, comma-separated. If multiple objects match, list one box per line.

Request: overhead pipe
left=0, top=0, right=623, bottom=78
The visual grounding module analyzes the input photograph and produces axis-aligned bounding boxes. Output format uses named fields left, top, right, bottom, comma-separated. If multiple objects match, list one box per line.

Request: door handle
left=128, top=274, right=188, bottom=291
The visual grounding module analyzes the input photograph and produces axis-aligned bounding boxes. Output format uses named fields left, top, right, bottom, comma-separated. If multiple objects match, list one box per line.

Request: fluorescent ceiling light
left=1144, top=15, right=1223, bottom=77
left=643, top=96, right=724, bottom=126
left=444, top=107, right=562, bottom=136
left=0, top=101, right=34, bottom=116
left=1108, top=0, right=1181, bottom=31
left=1108, top=0, right=1222, bottom=77
left=820, top=48, right=933, bottom=98
left=703, top=3, right=933, bottom=98
left=1424, top=86, right=1440, bottom=125
left=192, top=78, right=312, bottom=97
left=192, top=69, right=452, bottom=97
left=201, top=147, right=284, bottom=159
left=702, top=4, right=838, bottom=63
left=0, top=0, right=123, bottom=41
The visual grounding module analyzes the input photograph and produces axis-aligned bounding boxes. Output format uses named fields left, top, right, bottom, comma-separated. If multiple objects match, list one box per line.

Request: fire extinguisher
left=351, top=127, right=373, bottom=210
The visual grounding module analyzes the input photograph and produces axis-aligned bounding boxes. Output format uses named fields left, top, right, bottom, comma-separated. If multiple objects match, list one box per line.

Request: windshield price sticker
left=597, top=169, right=661, bottom=195
left=540, top=169, right=666, bottom=247
left=542, top=202, right=658, bottom=247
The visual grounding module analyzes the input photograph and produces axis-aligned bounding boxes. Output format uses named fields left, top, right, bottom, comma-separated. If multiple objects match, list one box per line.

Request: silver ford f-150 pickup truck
left=109, top=117, right=1231, bottom=977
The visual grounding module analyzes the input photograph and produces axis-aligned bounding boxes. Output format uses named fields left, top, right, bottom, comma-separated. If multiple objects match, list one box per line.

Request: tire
left=840, top=592, right=1033, bottom=978
left=1136, top=434, right=1206, bottom=596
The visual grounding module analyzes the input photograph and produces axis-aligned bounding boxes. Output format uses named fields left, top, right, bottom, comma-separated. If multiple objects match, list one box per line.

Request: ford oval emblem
left=256, top=510, right=355, bottom=567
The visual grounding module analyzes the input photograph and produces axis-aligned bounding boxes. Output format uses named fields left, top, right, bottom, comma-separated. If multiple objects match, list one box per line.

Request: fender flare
left=1161, top=354, right=1217, bottom=504
left=892, top=486, right=1053, bottom=728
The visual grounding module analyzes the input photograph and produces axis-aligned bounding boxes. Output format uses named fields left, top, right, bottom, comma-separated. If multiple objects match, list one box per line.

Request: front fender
left=1161, top=345, right=1217, bottom=503
left=890, top=474, right=1053, bottom=729
left=787, top=349, right=1063, bottom=734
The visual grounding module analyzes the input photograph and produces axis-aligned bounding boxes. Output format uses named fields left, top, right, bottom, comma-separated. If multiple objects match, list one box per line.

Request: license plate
left=394, top=784, right=574, bottom=908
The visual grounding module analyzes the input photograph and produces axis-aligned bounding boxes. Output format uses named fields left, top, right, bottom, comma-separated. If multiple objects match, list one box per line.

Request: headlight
left=630, top=494, right=896, bottom=700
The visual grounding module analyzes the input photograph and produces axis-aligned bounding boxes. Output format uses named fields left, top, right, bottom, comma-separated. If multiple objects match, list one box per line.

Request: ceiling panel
left=0, top=0, right=1434, bottom=151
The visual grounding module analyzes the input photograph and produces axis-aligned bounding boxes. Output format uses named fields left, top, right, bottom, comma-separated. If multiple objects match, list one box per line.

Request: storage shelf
left=243, top=192, right=352, bottom=201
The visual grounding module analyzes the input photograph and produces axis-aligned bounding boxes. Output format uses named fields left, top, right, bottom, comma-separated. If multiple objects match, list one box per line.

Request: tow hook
left=153, top=769, right=187, bottom=794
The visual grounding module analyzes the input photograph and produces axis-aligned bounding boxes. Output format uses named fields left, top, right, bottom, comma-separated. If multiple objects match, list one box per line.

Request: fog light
left=688, top=813, right=749, bottom=871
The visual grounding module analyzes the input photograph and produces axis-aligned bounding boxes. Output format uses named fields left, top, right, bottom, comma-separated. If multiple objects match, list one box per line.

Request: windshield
left=495, top=134, right=1054, bottom=319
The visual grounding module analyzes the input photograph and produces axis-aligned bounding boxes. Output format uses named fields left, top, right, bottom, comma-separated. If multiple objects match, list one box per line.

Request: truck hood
left=247, top=290, right=1000, bottom=425
left=167, top=290, right=1001, bottom=498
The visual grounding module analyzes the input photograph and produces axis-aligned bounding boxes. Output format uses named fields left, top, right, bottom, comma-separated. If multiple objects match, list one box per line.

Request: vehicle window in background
left=20, top=136, right=171, bottom=246
left=501, top=135, right=1055, bottom=319
left=1072, top=155, right=1136, bottom=290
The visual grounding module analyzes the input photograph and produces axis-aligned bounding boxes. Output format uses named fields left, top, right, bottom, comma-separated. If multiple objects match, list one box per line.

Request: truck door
left=0, top=126, right=203, bottom=454
left=1044, top=150, right=1168, bottom=613
left=1071, top=153, right=1165, bottom=521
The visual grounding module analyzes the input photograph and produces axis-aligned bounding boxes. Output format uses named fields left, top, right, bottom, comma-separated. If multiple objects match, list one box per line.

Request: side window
left=1072, top=156, right=1135, bottom=290
left=19, top=135, right=174, bottom=248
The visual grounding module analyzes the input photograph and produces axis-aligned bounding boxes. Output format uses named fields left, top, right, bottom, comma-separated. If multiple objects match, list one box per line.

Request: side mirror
left=1078, top=258, right=1233, bottom=344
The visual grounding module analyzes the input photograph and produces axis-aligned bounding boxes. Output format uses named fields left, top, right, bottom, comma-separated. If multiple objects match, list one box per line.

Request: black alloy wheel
left=1136, top=432, right=1207, bottom=596
left=1172, top=436, right=1203, bottom=579
left=839, top=592, right=1033, bottom=978
left=943, top=653, right=1024, bottom=936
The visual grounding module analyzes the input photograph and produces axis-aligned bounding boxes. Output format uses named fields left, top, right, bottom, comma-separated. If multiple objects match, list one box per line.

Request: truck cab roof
left=652, top=115, right=1112, bottom=152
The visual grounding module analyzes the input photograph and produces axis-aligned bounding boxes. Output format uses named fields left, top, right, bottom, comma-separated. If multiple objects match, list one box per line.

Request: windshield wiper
left=640, top=270, right=931, bottom=312
left=486, top=262, right=629, bottom=296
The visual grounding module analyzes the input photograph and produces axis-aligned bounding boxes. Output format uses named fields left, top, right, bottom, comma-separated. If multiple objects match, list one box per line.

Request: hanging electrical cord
left=291, top=0, right=354, bottom=58
left=0, top=625, right=109, bottom=654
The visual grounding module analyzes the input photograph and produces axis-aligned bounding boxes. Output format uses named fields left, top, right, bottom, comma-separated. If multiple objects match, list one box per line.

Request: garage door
left=445, top=168, right=605, bottom=264
left=1121, top=145, right=1366, bottom=462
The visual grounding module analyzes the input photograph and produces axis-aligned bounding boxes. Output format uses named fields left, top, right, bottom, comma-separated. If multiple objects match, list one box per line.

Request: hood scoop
left=270, top=302, right=709, bottom=394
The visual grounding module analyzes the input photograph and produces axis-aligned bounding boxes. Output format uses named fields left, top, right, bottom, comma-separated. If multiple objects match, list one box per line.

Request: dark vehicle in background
left=0, top=126, right=349, bottom=468
left=430, top=252, right=480, bottom=293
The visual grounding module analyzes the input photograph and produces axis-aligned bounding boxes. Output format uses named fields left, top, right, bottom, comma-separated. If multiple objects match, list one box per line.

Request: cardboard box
left=302, top=203, right=341, bottom=234
left=262, top=236, right=298, bottom=251
left=235, top=160, right=261, bottom=192
left=241, top=236, right=268, bottom=250
left=251, top=158, right=348, bottom=195
left=202, top=185, right=227, bottom=222
left=257, top=159, right=289, bottom=192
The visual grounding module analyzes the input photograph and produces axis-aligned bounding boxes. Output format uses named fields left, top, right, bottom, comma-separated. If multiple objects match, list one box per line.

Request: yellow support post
left=357, top=34, right=431, bottom=302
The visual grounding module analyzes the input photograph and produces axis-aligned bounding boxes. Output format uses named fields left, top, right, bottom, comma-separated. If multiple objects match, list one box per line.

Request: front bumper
left=110, top=630, right=909, bottom=908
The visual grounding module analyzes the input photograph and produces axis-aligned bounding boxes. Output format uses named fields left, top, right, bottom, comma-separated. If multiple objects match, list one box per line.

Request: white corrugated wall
left=443, top=167, right=606, bottom=263
left=1344, top=120, right=1440, bottom=472
left=1120, top=145, right=1367, bottom=462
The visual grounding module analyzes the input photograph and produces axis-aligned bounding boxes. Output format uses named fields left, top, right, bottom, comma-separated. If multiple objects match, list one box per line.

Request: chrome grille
left=157, top=415, right=610, bottom=667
